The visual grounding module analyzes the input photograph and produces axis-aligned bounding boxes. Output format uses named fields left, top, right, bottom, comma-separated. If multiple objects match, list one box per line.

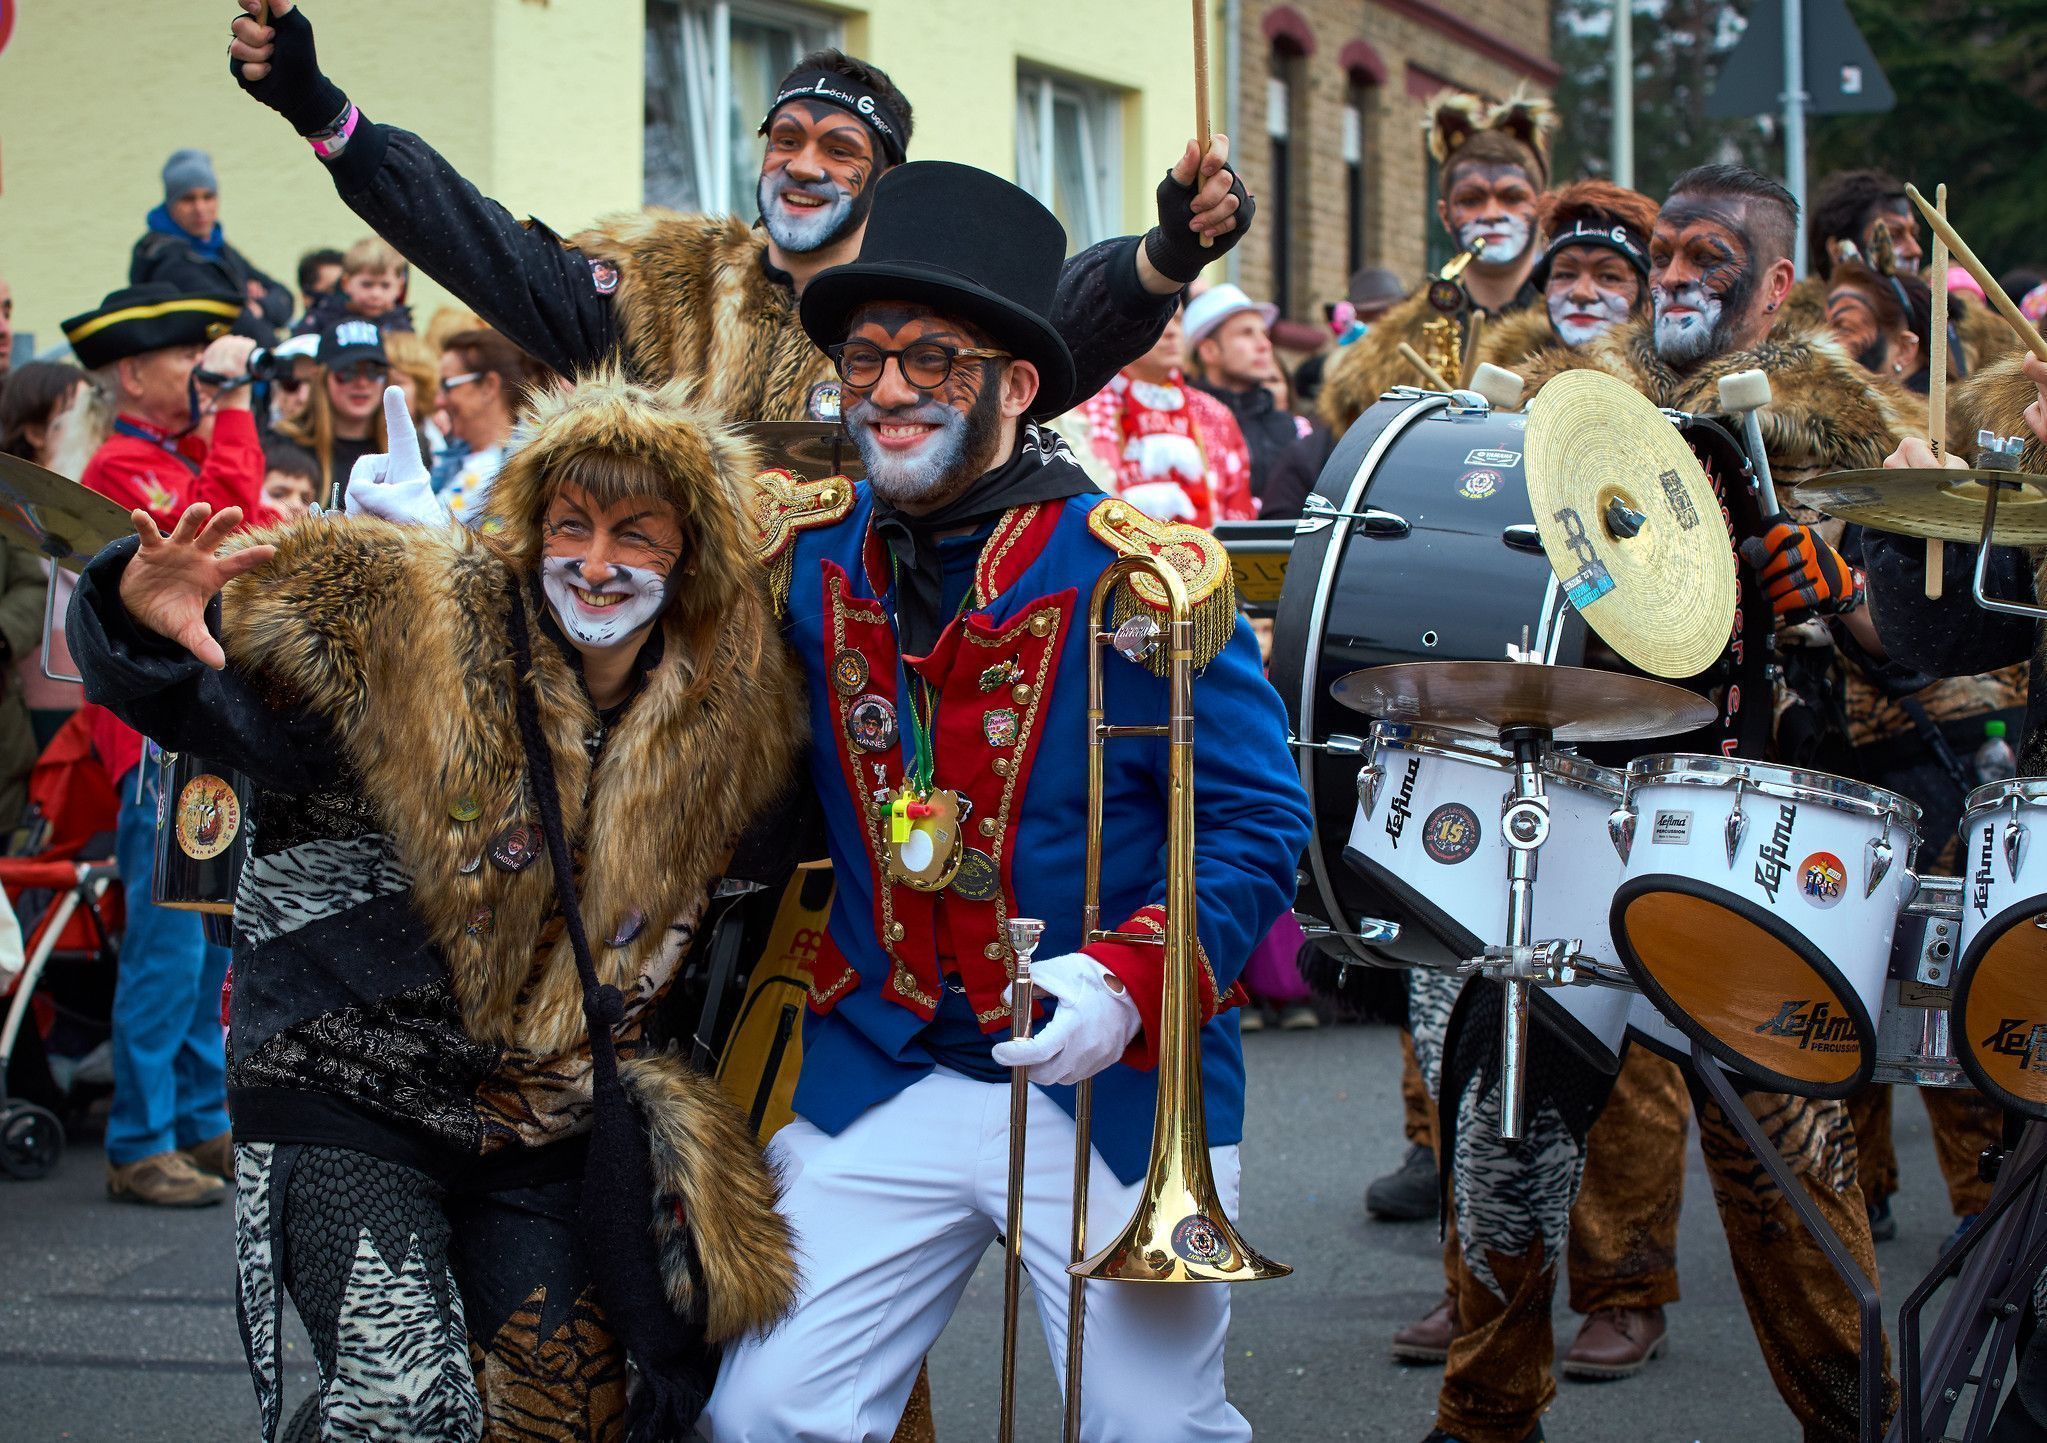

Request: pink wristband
left=308, top=104, right=360, bottom=160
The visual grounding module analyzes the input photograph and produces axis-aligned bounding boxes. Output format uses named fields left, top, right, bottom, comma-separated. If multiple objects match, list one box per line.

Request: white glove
left=343, top=387, right=452, bottom=527
left=989, top=952, right=1142, bottom=1086
left=1120, top=480, right=1199, bottom=523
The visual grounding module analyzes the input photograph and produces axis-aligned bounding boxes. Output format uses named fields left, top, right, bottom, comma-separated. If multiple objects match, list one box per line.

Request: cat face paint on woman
left=1545, top=243, right=1643, bottom=348
left=538, top=484, right=684, bottom=650
left=1441, top=163, right=1540, bottom=267
left=1648, top=199, right=1761, bottom=366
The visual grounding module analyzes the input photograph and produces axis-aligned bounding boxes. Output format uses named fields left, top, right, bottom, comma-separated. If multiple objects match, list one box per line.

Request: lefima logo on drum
left=1753, top=804, right=1798, bottom=902
left=1972, top=826, right=1995, bottom=917
left=1752, top=999, right=1858, bottom=1052
left=1384, top=758, right=1421, bottom=849
left=1981, top=1018, right=2047, bottom=1072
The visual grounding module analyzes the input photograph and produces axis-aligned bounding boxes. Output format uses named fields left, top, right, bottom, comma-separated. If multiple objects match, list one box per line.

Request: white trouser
left=704, top=1067, right=1250, bottom=1443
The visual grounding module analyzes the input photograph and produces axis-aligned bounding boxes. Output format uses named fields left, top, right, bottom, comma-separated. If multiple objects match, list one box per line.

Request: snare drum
left=1609, top=754, right=1920, bottom=1096
left=151, top=747, right=254, bottom=917
left=1349, top=722, right=1633, bottom=1071
left=1954, top=780, right=2047, bottom=1116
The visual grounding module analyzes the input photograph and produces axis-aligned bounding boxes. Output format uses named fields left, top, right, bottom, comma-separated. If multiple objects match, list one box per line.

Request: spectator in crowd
left=0, top=271, right=13, bottom=388
left=1062, top=307, right=1255, bottom=526
left=1, top=360, right=85, bottom=469
left=261, top=333, right=321, bottom=432
left=380, top=328, right=446, bottom=455
left=60, top=284, right=265, bottom=1208
left=1185, top=282, right=1307, bottom=497
left=258, top=437, right=320, bottom=523
left=431, top=327, right=538, bottom=524
left=293, top=235, right=414, bottom=336
left=295, top=245, right=344, bottom=317
left=1293, top=265, right=1407, bottom=411
left=423, top=303, right=487, bottom=354
left=129, top=149, right=292, bottom=344
left=274, top=320, right=398, bottom=502
left=0, top=361, right=87, bottom=757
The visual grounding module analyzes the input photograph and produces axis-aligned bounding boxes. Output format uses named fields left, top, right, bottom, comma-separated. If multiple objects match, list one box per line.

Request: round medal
left=175, top=774, right=242, bottom=861
left=846, top=693, right=899, bottom=753
left=832, top=649, right=870, bottom=696
left=488, top=821, right=542, bottom=873
left=950, top=848, right=1000, bottom=901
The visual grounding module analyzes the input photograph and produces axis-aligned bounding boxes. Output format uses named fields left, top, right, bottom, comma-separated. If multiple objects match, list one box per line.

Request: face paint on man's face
left=1826, top=285, right=1890, bottom=374
left=841, top=306, right=1007, bottom=512
left=758, top=100, right=878, bottom=253
left=541, top=555, right=668, bottom=648
left=1648, top=200, right=1761, bottom=366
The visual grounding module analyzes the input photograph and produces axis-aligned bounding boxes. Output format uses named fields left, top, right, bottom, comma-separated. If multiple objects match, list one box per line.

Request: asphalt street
left=2, top=1022, right=1974, bottom=1441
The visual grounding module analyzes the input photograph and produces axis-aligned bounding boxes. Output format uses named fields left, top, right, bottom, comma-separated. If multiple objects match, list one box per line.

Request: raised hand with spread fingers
left=115, top=504, right=274, bottom=671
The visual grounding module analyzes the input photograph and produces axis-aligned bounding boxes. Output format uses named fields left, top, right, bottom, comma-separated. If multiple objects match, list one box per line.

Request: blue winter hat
left=162, top=149, right=219, bottom=204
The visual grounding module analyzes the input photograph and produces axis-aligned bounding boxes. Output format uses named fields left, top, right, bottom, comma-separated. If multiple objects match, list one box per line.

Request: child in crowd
left=292, top=236, right=414, bottom=336
left=258, top=438, right=319, bottom=522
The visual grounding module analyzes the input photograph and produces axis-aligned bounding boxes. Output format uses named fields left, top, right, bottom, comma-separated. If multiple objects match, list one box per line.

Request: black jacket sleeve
left=1050, top=237, right=1177, bottom=407
left=1863, top=531, right=2037, bottom=678
left=69, top=539, right=343, bottom=797
left=322, top=119, right=616, bottom=378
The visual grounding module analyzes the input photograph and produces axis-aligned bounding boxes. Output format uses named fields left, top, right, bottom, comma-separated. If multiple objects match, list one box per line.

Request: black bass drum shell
left=151, top=749, right=254, bottom=915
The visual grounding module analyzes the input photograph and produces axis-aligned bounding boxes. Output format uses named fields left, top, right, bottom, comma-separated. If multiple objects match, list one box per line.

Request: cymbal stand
left=1968, top=436, right=2047, bottom=621
left=1895, top=1120, right=2047, bottom=1443
left=1494, top=725, right=1551, bottom=1140
left=1689, top=1040, right=1883, bottom=1443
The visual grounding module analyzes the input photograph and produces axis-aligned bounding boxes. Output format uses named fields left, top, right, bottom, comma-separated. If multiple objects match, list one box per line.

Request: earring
left=1766, top=302, right=1778, bottom=313
left=1893, top=362, right=1904, bottom=374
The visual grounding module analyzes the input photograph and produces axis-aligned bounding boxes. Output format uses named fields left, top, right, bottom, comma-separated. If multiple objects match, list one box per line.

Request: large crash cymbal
left=738, top=420, right=865, bottom=483
left=1524, top=370, right=1738, bottom=679
left=1331, top=660, right=1718, bottom=743
left=0, top=452, right=135, bottom=572
left=1792, top=467, right=2047, bottom=545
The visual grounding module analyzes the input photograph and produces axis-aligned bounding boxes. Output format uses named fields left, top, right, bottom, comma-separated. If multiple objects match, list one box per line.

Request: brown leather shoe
left=1562, top=1306, right=1668, bottom=1380
left=107, top=1150, right=228, bottom=1208
left=1391, top=1293, right=1458, bottom=1363
left=183, top=1131, right=233, bottom=1181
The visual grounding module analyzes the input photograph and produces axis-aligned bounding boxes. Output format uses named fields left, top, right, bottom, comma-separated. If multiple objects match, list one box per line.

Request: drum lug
left=2005, top=816, right=2029, bottom=883
left=1864, top=835, right=1894, bottom=900
left=1724, top=800, right=1748, bottom=868
left=1356, top=763, right=1384, bottom=818
left=1607, top=807, right=1636, bottom=863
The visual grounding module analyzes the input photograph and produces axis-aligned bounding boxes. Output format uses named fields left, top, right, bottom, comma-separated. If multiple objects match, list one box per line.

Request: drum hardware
left=1330, top=660, right=1718, bottom=744
left=1295, top=493, right=1410, bottom=537
left=1285, top=732, right=1366, bottom=758
left=1952, top=778, right=2047, bottom=1118
left=1501, top=525, right=1544, bottom=554
left=150, top=746, right=256, bottom=918
left=1468, top=363, right=1525, bottom=413
left=1714, top=369, right=1784, bottom=519
left=0, top=452, right=138, bottom=685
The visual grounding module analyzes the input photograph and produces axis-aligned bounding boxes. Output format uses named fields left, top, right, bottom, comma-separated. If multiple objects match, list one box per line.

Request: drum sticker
left=175, top=774, right=241, bottom=861
left=1651, top=810, right=1691, bottom=845
left=1798, top=851, right=1847, bottom=909
left=1658, top=468, right=1701, bottom=530
left=1980, top=1017, right=2047, bottom=1073
left=1170, top=1213, right=1233, bottom=1267
left=1458, top=469, right=1503, bottom=500
left=1552, top=506, right=1616, bottom=608
left=1752, top=999, right=1859, bottom=1053
left=1465, top=448, right=1521, bottom=468
left=1421, top=803, right=1482, bottom=865
left=1383, top=758, right=1421, bottom=848
left=1753, top=803, right=1798, bottom=902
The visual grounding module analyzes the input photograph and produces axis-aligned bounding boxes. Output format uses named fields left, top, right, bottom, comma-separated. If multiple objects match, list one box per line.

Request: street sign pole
left=1782, top=0, right=1809, bottom=275
left=1612, top=0, right=1633, bottom=187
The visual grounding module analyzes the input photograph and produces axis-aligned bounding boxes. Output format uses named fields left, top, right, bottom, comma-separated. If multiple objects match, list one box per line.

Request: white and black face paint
left=1459, top=214, right=1532, bottom=266
left=758, top=169, right=867, bottom=253
left=540, top=555, right=667, bottom=649
left=846, top=393, right=977, bottom=507
left=1651, top=280, right=1726, bottom=365
left=1548, top=284, right=1634, bottom=348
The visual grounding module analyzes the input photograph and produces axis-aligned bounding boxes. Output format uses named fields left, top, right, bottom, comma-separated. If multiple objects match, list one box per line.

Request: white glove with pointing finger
left=343, top=386, right=452, bottom=527
left=989, top=952, right=1142, bottom=1086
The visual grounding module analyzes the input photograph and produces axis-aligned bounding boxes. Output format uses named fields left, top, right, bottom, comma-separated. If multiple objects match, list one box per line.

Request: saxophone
left=1415, top=238, right=1485, bottom=388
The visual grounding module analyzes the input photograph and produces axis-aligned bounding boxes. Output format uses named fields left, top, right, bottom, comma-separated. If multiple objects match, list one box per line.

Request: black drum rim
left=1952, top=894, right=2047, bottom=1119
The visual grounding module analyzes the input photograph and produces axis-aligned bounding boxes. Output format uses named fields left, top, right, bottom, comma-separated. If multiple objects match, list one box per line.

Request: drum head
left=1611, top=877, right=1875, bottom=1097
left=1955, top=897, right=2047, bottom=1118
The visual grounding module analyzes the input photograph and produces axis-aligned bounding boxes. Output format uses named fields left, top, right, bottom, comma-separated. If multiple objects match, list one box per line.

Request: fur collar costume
left=1474, top=306, right=1567, bottom=375
left=571, top=210, right=839, bottom=422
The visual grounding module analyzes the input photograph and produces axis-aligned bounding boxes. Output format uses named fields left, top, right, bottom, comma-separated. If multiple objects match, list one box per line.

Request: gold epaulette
left=1085, top=497, right=1239, bottom=675
left=752, top=468, right=855, bottom=615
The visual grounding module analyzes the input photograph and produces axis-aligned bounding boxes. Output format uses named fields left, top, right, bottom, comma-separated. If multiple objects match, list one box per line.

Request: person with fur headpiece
left=226, top=0, right=1251, bottom=430
left=1477, top=178, right=1658, bottom=373
left=66, top=376, right=805, bottom=1441
left=1318, top=90, right=1557, bottom=438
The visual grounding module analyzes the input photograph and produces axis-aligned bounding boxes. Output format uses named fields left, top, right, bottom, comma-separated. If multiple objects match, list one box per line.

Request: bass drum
left=150, top=745, right=254, bottom=917
left=1271, top=390, right=1773, bottom=974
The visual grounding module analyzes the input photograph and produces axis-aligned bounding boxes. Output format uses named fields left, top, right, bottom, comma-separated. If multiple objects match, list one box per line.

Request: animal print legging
left=236, top=1143, right=628, bottom=1443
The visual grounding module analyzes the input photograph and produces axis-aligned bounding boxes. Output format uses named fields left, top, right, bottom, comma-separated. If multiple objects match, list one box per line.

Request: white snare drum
left=1608, top=754, right=1920, bottom=1097
left=1955, top=780, right=2047, bottom=1116
left=1349, top=723, right=1633, bottom=1071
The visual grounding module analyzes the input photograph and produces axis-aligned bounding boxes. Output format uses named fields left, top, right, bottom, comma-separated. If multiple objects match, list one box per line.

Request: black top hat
left=61, top=284, right=241, bottom=370
left=799, top=162, right=1077, bottom=417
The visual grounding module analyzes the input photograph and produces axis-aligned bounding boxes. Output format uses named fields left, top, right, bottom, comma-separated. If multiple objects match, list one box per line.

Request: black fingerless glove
left=1143, top=166, right=1255, bottom=285
left=230, top=5, right=350, bottom=136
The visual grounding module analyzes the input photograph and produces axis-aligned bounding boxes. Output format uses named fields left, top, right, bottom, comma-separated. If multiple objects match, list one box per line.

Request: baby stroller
left=0, top=710, right=123, bottom=1180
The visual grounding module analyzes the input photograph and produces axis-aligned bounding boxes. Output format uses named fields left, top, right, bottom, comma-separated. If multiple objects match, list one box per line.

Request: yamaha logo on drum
left=1753, top=999, right=1858, bottom=1053
left=1981, top=1017, right=2047, bottom=1072
left=1754, top=804, right=1797, bottom=903
left=1384, top=758, right=1421, bottom=848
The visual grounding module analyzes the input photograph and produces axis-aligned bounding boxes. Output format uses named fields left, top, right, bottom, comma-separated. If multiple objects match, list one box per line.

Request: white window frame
left=1015, top=69, right=1124, bottom=251
left=645, top=0, right=843, bottom=214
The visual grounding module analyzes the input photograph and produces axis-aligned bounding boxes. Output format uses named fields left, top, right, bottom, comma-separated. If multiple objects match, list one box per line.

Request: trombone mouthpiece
left=1717, top=369, right=1773, bottom=415
left=1005, top=917, right=1045, bottom=968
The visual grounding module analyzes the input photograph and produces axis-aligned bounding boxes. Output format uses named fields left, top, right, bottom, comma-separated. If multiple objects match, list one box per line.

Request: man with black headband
left=226, top=1, right=1251, bottom=425
left=715, top=160, right=1310, bottom=1439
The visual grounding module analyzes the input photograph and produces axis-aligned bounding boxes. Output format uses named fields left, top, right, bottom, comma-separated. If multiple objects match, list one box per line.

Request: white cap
left=1183, top=283, right=1279, bottom=346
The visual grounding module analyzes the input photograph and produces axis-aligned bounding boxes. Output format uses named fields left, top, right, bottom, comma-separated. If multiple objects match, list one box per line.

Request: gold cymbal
left=738, top=421, right=865, bottom=482
left=1792, top=468, right=2047, bottom=545
left=1331, top=660, right=1718, bottom=743
left=0, top=453, right=136, bottom=572
left=1524, top=370, right=1738, bottom=679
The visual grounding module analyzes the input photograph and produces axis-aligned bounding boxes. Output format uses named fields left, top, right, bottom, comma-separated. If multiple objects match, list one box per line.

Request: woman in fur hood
left=1476, top=178, right=1659, bottom=373
left=68, top=371, right=804, bottom=1442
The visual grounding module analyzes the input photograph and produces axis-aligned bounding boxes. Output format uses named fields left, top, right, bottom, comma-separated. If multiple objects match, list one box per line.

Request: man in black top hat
left=227, top=0, right=1252, bottom=425
left=707, top=160, right=1310, bottom=1441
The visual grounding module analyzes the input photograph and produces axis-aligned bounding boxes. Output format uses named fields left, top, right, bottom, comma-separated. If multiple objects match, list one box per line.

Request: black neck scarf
left=869, top=423, right=1097, bottom=657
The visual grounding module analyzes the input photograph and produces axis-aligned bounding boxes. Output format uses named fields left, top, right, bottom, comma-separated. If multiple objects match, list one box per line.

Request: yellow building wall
left=0, top=0, right=1202, bottom=356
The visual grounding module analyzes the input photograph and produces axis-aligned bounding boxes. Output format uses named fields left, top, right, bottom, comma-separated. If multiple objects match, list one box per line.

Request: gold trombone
left=998, top=553, right=1291, bottom=1443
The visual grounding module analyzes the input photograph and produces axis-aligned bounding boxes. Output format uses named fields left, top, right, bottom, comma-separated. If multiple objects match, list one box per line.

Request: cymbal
left=1792, top=467, right=2047, bottom=545
left=0, top=453, right=135, bottom=572
left=1524, top=371, right=1738, bottom=680
left=1331, top=660, right=1718, bottom=743
left=738, top=421, right=865, bottom=483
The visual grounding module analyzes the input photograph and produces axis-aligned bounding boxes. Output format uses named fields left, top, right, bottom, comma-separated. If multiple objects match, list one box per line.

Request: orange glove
left=1739, top=521, right=1863, bottom=622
